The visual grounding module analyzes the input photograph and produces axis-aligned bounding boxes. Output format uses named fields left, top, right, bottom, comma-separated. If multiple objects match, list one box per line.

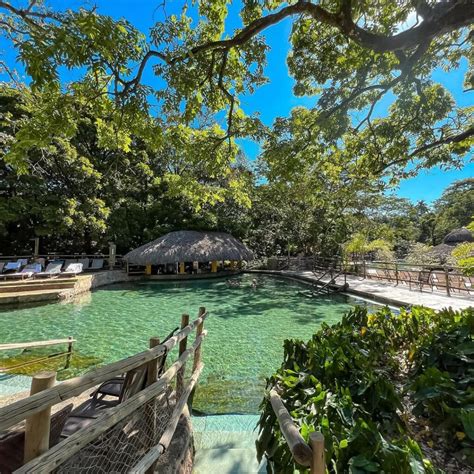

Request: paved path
left=249, top=270, right=473, bottom=311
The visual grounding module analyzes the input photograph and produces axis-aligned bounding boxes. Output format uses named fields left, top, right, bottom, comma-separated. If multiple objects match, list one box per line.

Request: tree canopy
left=0, top=0, right=472, bottom=255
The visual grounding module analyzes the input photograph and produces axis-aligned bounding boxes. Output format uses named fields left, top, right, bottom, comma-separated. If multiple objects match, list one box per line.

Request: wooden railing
left=269, top=389, right=325, bottom=474
left=0, top=338, right=75, bottom=372
left=0, top=307, right=208, bottom=473
left=262, top=256, right=473, bottom=298
left=348, top=261, right=473, bottom=297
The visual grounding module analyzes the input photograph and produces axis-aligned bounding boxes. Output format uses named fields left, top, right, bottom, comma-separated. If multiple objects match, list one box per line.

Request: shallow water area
left=0, top=274, right=381, bottom=413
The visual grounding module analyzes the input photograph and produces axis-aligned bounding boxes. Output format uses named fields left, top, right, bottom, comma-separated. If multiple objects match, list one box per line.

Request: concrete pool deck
left=248, top=269, right=473, bottom=311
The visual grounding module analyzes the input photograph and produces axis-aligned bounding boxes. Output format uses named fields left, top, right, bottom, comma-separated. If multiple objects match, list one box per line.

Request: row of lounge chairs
left=0, top=258, right=105, bottom=281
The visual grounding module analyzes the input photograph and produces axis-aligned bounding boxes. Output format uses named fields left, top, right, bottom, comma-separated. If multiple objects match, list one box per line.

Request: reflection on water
left=0, top=274, right=382, bottom=413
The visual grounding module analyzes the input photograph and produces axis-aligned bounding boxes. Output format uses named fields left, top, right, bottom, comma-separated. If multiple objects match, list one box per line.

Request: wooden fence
left=0, top=338, right=75, bottom=373
left=0, top=307, right=208, bottom=473
left=262, top=256, right=473, bottom=297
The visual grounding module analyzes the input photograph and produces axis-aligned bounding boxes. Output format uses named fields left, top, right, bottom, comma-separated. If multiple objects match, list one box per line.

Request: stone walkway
left=249, top=270, right=473, bottom=311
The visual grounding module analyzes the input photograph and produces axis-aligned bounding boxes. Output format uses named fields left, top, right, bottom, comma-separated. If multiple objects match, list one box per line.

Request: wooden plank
left=0, top=311, right=208, bottom=431
left=130, top=363, right=204, bottom=474
left=15, top=332, right=207, bottom=474
left=269, top=389, right=312, bottom=467
left=0, top=339, right=77, bottom=351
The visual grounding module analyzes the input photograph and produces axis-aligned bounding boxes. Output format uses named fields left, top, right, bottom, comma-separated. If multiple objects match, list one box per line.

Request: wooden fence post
left=189, top=307, right=206, bottom=409
left=145, top=336, right=161, bottom=474
left=64, top=336, right=73, bottom=369
left=309, top=432, right=325, bottom=474
left=176, top=314, right=190, bottom=398
left=147, top=337, right=161, bottom=387
left=24, top=372, right=56, bottom=464
left=192, top=307, right=206, bottom=373
left=444, top=267, right=451, bottom=297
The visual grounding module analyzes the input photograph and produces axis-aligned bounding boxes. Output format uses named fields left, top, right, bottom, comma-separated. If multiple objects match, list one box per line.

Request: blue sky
left=1, top=0, right=472, bottom=203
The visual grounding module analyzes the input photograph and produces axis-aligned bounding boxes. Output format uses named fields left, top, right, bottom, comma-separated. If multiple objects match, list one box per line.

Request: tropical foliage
left=256, top=306, right=474, bottom=473
left=0, top=1, right=472, bottom=256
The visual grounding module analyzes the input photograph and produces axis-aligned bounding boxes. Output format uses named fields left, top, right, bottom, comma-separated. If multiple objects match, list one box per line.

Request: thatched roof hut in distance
left=428, top=227, right=473, bottom=264
left=443, top=227, right=473, bottom=245
left=124, top=230, right=254, bottom=266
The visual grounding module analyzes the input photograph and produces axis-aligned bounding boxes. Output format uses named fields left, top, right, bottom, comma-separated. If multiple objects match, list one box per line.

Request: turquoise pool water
left=0, top=274, right=380, bottom=413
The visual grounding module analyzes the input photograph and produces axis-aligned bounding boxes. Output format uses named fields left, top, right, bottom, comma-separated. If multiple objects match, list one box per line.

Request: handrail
left=269, top=389, right=325, bottom=473
left=0, top=310, right=209, bottom=431
left=0, top=337, right=75, bottom=373
left=0, top=338, right=76, bottom=351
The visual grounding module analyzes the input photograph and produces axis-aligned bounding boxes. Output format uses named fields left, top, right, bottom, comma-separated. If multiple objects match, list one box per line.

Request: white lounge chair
left=35, top=261, right=64, bottom=278
left=3, top=263, right=42, bottom=280
left=62, top=263, right=83, bottom=277
left=1, top=260, right=23, bottom=275
left=88, top=258, right=104, bottom=271
left=63, top=259, right=77, bottom=269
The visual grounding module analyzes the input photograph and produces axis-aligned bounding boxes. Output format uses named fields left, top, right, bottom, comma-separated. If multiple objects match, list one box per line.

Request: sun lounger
left=88, top=258, right=104, bottom=271
left=78, top=257, right=90, bottom=270
left=35, top=261, right=64, bottom=278
left=0, top=262, right=4, bottom=273
left=3, top=263, right=42, bottom=280
left=1, top=261, right=22, bottom=274
left=61, top=327, right=179, bottom=438
left=63, top=258, right=77, bottom=269
left=62, top=263, right=83, bottom=277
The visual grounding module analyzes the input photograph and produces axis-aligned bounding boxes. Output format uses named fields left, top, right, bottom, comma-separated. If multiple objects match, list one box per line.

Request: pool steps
left=193, top=414, right=266, bottom=473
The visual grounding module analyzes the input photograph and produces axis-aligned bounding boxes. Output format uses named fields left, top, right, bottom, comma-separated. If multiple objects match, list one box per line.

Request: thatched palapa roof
left=124, top=230, right=254, bottom=265
left=443, top=227, right=473, bottom=245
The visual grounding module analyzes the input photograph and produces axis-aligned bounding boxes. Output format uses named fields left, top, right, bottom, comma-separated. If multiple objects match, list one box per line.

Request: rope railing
left=0, top=307, right=208, bottom=473
left=269, top=389, right=325, bottom=474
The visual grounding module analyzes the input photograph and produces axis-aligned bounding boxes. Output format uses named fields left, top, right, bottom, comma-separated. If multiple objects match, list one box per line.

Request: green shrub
left=256, top=306, right=474, bottom=473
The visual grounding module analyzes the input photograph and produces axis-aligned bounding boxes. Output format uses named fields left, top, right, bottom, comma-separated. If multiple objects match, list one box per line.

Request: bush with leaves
left=256, top=306, right=473, bottom=473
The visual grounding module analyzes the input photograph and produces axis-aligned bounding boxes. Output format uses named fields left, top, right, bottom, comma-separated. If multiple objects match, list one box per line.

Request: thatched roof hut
left=443, top=227, right=473, bottom=245
left=427, top=227, right=473, bottom=264
left=124, top=231, right=254, bottom=265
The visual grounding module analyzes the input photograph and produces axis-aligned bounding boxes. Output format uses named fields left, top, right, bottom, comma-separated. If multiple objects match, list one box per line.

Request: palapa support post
left=309, top=432, right=325, bottom=474
left=64, top=336, right=73, bottom=369
left=176, top=313, right=190, bottom=398
left=188, top=307, right=206, bottom=409
left=211, top=260, right=217, bottom=273
left=179, top=262, right=185, bottom=274
left=145, top=264, right=152, bottom=276
left=24, top=371, right=56, bottom=464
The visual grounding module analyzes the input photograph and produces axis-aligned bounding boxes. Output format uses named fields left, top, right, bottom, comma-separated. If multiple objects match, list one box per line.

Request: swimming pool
left=0, top=274, right=381, bottom=413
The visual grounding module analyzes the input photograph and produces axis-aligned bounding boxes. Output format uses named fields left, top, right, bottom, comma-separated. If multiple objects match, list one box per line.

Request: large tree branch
left=124, top=0, right=472, bottom=90
left=409, top=126, right=474, bottom=157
